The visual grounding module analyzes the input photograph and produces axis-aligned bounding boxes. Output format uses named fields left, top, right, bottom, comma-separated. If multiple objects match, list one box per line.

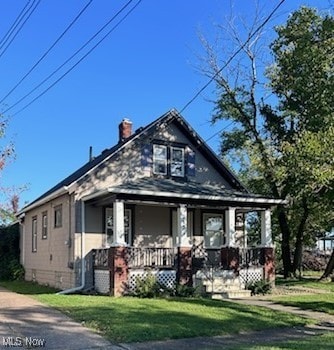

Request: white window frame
left=42, top=211, right=48, bottom=239
left=203, top=213, right=225, bottom=248
left=54, top=204, right=62, bottom=228
left=170, top=147, right=185, bottom=177
left=32, top=216, right=37, bottom=252
left=105, top=208, right=132, bottom=246
left=153, top=145, right=167, bottom=175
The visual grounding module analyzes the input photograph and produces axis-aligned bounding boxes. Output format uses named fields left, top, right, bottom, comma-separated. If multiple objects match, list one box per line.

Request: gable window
left=32, top=216, right=37, bottom=252
left=203, top=213, right=225, bottom=248
left=54, top=205, right=62, bottom=228
left=42, top=211, right=48, bottom=239
left=171, top=147, right=184, bottom=177
left=105, top=208, right=132, bottom=246
left=153, top=145, right=167, bottom=175
left=153, top=144, right=185, bottom=177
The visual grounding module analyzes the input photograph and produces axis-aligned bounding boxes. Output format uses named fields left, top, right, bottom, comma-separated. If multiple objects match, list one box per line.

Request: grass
left=0, top=280, right=309, bottom=343
left=228, top=332, right=334, bottom=350
left=273, top=276, right=334, bottom=315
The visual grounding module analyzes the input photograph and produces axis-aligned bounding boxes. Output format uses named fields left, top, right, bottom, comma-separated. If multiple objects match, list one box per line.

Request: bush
left=129, top=272, right=197, bottom=298
left=246, top=280, right=272, bottom=296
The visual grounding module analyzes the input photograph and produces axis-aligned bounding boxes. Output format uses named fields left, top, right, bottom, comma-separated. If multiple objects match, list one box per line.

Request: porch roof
left=84, top=178, right=286, bottom=207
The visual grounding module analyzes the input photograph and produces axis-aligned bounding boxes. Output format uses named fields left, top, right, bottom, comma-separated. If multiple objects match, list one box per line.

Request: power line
left=0, top=0, right=93, bottom=105
left=180, top=0, right=286, bottom=114
left=0, top=0, right=32, bottom=49
left=0, top=0, right=41, bottom=59
left=7, top=0, right=143, bottom=117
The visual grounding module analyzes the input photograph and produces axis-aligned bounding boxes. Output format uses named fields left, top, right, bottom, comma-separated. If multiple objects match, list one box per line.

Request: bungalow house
left=18, top=109, right=284, bottom=297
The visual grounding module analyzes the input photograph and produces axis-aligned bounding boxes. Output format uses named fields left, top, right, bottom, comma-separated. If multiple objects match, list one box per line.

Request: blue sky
left=0, top=0, right=331, bottom=207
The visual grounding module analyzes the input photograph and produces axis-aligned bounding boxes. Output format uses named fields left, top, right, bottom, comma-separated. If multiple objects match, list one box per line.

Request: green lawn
left=0, top=281, right=309, bottom=343
left=273, top=277, right=334, bottom=315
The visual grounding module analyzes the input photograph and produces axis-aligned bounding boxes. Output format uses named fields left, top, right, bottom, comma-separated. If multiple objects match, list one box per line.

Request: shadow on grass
left=36, top=296, right=309, bottom=343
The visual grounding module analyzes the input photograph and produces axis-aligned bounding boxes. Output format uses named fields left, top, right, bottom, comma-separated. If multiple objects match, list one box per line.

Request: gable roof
left=20, top=109, right=247, bottom=213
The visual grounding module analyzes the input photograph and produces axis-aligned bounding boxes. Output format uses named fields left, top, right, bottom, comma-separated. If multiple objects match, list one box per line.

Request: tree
left=0, top=114, right=17, bottom=225
left=202, top=6, right=334, bottom=277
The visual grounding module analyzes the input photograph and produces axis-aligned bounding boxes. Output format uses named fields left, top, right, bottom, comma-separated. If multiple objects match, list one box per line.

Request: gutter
left=107, top=187, right=288, bottom=206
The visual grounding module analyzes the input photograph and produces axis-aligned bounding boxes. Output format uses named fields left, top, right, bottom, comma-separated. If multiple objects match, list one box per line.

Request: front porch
left=80, top=180, right=277, bottom=297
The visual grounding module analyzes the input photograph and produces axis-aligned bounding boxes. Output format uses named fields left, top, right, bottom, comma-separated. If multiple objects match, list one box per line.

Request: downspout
left=57, top=199, right=86, bottom=294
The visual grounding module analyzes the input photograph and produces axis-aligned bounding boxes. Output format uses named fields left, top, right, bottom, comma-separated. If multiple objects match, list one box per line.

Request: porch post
left=176, top=204, right=192, bottom=286
left=221, top=207, right=239, bottom=271
left=261, top=209, right=272, bottom=247
left=260, top=209, right=274, bottom=282
left=225, top=207, right=236, bottom=247
left=177, top=204, right=189, bottom=247
left=112, top=200, right=126, bottom=246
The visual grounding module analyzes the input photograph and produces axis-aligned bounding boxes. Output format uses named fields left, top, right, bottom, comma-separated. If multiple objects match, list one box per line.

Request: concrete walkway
left=1, top=286, right=333, bottom=350
left=0, top=287, right=122, bottom=349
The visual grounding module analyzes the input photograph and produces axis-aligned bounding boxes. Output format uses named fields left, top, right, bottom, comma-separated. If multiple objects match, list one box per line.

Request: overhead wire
left=179, top=0, right=286, bottom=114
left=0, top=0, right=32, bottom=49
left=3, top=0, right=141, bottom=116
left=0, top=0, right=93, bottom=105
left=0, top=0, right=41, bottom=59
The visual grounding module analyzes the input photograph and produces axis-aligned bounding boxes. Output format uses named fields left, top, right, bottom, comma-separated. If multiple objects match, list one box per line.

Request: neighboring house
left=18, top=109, right=284, bottom=297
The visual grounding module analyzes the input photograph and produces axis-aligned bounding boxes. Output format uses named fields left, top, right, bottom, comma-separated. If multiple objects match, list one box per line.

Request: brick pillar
left=221, top=247, right=240, bottom=272
left=109, top=246, right=128, bottom=296
left=261, top=247, right=275, bottom=282
left=177, top=247, right=192, bottom=286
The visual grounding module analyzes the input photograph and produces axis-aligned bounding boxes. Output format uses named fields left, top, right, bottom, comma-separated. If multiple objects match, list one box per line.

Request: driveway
left=0, top=287, right=122, bottom=349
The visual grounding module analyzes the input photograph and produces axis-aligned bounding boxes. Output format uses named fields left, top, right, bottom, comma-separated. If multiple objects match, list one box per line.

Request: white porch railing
left=127, top=247, right=176, bottom=268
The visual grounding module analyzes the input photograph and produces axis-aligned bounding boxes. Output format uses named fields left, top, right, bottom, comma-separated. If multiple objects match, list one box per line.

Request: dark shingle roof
left=23, top=109, right=247, bottom=210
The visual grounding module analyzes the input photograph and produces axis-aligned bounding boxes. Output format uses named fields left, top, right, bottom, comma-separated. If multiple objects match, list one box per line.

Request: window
left=171, top=147, right=184, bottom=177
left=153, top=145, right=167, bottom=175
left=153, top=144, right=185, bottom=177
left=105, top=208, right=132, bottom=246
left=203, top=213, right=225, bottom=248
left=32, top=216, right=37, bottom=252
left=54, top=205, right=62, bottom=228
left=42, top=211, right=48, bottom=239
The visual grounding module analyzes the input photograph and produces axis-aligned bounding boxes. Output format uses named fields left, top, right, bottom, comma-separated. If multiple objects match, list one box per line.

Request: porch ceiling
left=83, top=178, right=286, bottom=208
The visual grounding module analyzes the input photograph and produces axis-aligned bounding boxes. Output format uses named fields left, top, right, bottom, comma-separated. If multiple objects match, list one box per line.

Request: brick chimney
left=119, top=118, right=132, bottom=142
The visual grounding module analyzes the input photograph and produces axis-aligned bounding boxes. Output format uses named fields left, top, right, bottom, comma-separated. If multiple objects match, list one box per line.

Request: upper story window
left=153, top=144, right=185, bottom=177
left=153, top=145, right=167, bottom=175
left=42, top=211, right=48, bottom=239
left=54, top=204, right=62, bottom=228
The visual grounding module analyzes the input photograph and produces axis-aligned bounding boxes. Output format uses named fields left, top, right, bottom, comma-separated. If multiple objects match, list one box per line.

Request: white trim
left=18, top=186, right=69, bottom=214
left=225, top=207, right=236, bottom=247
left=106, top=187, right=286, bottom=205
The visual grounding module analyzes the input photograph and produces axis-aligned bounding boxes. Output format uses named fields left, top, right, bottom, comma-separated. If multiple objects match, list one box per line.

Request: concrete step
left=205, top=284, right=244, bottom=293
left=211, top=290, right=252, bottom=299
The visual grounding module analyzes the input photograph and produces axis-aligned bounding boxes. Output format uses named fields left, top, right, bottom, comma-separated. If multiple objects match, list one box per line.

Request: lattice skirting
left=94, top=269, right=110, bottom=294
left=239, top=267, right=264, bottom=285
left=128, top=269, right=176, bottom=292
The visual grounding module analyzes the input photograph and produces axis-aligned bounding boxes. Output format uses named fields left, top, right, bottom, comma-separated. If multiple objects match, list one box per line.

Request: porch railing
left=239, top=247, right=262, bottom=268
left=127, top=247, right=176, bottom=268
left=93, top=248, right=109, bottom=268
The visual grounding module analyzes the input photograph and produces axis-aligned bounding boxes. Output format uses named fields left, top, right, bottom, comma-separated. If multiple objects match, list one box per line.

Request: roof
left=20, top=109, right=254, bottom=213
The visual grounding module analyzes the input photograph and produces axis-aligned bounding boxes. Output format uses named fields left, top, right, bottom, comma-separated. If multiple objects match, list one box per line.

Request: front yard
left=0, top=281, right=308, bottom=343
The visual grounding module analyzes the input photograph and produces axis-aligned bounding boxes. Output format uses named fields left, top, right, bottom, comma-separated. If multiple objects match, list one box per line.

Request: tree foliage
left=205, top=5, right=334, bottom=277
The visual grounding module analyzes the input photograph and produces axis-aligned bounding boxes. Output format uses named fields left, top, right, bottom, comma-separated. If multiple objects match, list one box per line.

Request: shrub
left=131, top=273, right=162, bottom=298
left=246, top=280, right=272, bottom=296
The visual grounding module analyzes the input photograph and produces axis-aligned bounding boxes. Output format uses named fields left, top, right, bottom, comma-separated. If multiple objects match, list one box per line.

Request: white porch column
left=177, top=204, right=190, bottom=247
left=261, top=209, right=273, bottom=247
left=112, top=200, right=126, bottom=246
left=225, top=207, right=236, bottom=247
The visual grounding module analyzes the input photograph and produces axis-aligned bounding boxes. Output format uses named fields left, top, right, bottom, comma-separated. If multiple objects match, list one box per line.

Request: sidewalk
left=0, top=287, right=121, bottom=349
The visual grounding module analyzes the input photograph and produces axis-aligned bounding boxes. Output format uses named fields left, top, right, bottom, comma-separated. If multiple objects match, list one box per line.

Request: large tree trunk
left=277, top=209, right=293, bottom=278
left=292, top=198, right=309, bottom=277
left=320, top=250, right=334, bottom=280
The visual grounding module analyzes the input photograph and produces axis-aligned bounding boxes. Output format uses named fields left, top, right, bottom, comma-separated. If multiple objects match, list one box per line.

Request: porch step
left=211, top=289, right=252, bottom=299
